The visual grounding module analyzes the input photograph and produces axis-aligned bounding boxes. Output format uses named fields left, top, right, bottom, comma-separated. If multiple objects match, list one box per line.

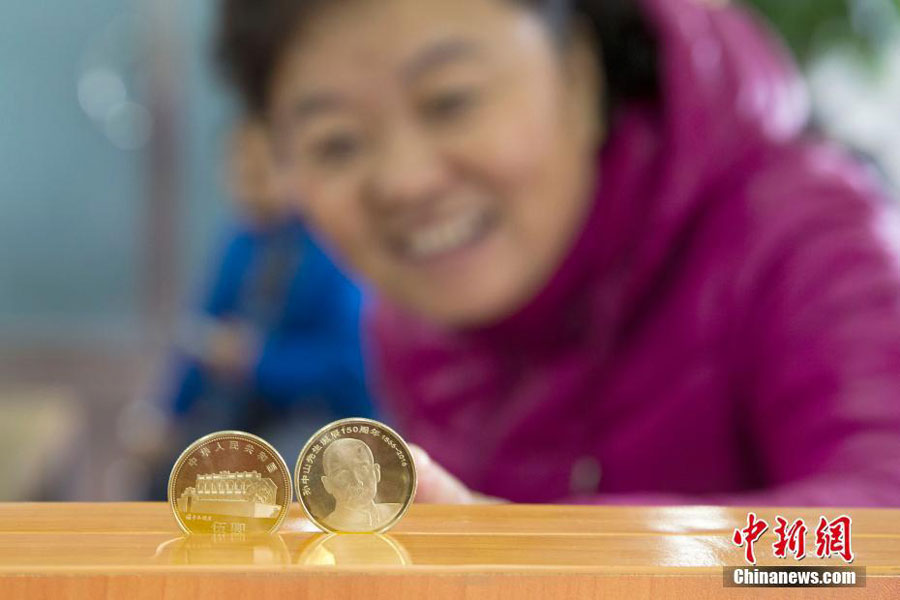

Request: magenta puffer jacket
left=365, top=0, right=900, bottom=506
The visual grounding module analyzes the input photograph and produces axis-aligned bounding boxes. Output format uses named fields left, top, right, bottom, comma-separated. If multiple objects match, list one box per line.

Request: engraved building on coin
left=176, top=470, right=279, bottom=519
left=169, top=431, right=292, bottom=535
left=296, top=418, right=416, bottom=533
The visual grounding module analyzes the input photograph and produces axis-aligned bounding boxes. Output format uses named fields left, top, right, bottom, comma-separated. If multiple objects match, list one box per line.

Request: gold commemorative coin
left=295, top=418, right=417, bottom=533
left=168, top=431, right=292, bottom=535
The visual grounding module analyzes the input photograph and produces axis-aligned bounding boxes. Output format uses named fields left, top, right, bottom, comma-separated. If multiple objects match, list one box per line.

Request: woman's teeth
left=404, top=210, right=488, bottom=260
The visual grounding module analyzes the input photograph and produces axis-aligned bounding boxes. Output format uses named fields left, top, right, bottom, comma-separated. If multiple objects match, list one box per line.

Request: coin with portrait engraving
left=295, top=418, right=417, bottom=533
left=168, top=431, right=292, bottom=535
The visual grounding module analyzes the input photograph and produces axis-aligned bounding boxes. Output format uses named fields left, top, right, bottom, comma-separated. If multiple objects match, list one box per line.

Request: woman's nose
left=369, top=122, right=450, bottom=211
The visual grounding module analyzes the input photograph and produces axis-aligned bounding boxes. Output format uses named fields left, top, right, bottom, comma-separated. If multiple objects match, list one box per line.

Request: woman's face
left=269, top=0, right=602, bottom=326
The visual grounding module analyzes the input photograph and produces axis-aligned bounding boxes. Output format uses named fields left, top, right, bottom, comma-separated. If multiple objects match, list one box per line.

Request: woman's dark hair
left=215, top=0, right=658, bottom=119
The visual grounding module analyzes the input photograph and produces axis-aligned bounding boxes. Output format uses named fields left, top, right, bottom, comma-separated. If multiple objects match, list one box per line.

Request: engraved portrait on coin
left=296, top=418, right=416, bottom=533
left=168, top=431, right=292, bottom=535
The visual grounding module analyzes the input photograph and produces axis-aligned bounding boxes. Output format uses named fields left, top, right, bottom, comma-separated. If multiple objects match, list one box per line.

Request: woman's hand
left=410, top=444, right=506, bottom=504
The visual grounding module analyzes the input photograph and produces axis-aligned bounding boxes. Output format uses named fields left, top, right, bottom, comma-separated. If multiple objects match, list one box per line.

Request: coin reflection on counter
left=153, top=534, right=291, bottom=566
left=295, top=533, right=412, bottom=567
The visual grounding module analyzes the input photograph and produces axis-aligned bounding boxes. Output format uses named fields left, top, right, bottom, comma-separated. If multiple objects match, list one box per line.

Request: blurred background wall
left=0, top=0, right=897, bottom=501
left=0, top=0, right=231, bottom=500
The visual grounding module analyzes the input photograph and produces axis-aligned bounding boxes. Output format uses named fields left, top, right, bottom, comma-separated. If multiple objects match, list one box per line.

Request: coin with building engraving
left=168, top=431, right=292, bottom=535
left=295, top=418, right=417, bottom=533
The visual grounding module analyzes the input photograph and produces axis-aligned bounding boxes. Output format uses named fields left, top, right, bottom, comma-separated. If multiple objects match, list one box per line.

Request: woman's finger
left=409, top=444, right=475, bottom=504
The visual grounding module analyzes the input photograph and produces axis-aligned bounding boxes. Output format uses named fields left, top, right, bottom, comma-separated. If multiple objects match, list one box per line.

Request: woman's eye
left=312, top=133, right=362, bottom=166
left=423, top=89, right=477, bottom=122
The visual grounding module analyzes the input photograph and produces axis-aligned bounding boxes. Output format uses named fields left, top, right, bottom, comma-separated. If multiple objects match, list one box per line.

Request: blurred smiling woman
left=216, top=0, right=900, bottom=506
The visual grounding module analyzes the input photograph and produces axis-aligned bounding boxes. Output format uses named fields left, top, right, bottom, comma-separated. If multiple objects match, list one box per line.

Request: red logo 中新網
left=732, top=513, right=854, bottom=565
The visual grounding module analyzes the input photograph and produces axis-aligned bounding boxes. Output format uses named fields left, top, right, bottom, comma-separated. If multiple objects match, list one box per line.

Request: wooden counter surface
left=1, top=503, right=898, bottom=598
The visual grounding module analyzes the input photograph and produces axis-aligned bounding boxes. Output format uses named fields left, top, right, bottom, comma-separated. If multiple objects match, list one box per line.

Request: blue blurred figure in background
left=149, top=121, right=374, bottom=497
